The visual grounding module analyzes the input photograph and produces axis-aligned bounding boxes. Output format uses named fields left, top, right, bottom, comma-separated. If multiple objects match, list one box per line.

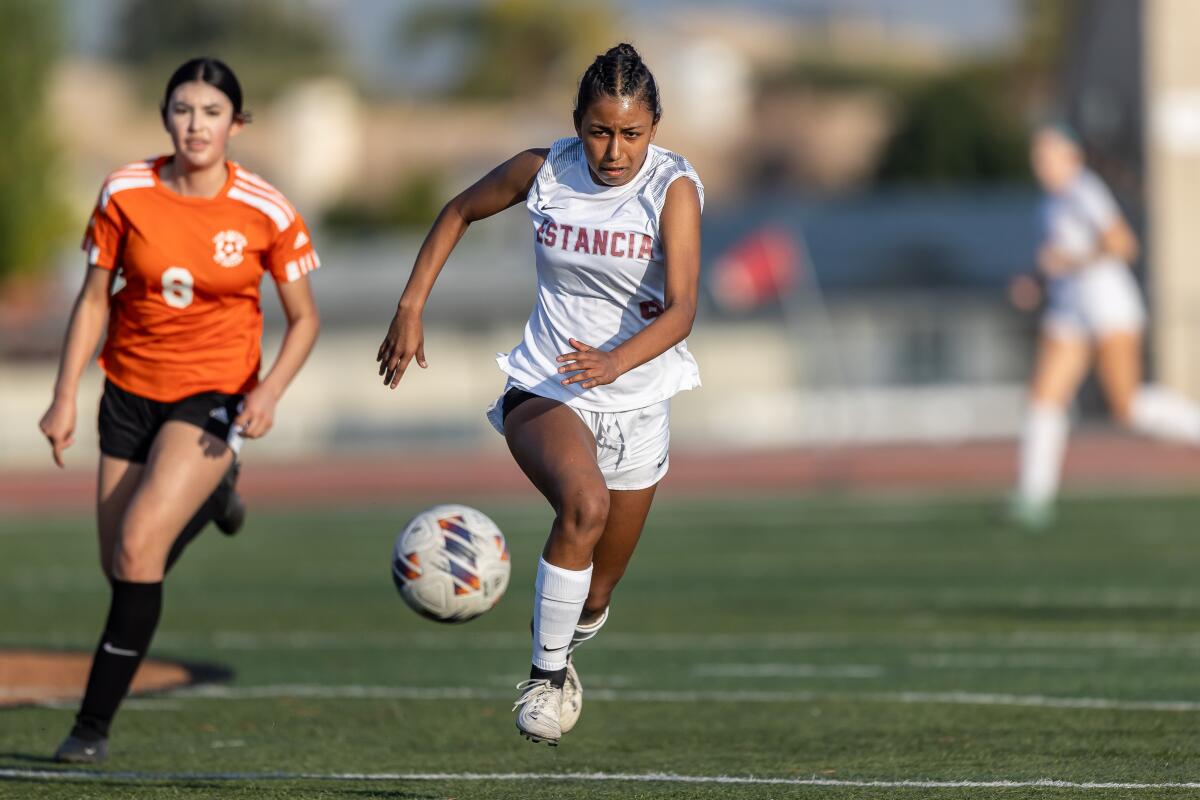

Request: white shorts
left=486, top=381, right=671, bottom=491
left=1043, top=265, right=1146, bottom=339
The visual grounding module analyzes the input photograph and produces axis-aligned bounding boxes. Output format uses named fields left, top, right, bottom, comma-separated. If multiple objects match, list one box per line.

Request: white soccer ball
left=391, top=504, right=511, bottom=623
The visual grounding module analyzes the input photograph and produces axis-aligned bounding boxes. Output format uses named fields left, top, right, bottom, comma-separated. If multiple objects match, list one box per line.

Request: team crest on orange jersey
left=212, top=230, right=248, bottom=267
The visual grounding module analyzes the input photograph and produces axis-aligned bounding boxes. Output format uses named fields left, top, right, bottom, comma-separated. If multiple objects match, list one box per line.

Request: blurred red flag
left=711, top=225, right=802, bottom=312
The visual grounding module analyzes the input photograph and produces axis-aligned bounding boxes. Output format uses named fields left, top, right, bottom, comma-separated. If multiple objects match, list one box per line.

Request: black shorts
left=98, top=379, right=244, bottom=463
left=500, top=387, right=542, bottom=424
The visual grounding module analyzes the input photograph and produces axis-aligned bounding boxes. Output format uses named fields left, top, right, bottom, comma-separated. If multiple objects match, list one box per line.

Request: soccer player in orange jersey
left=38, top=58, right=321, bottom=763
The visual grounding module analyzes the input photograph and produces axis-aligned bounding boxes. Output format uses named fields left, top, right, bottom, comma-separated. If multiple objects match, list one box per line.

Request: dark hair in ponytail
left=573, top=43, right=661, bottom=128
left=161, top=57, right=251, bottom=123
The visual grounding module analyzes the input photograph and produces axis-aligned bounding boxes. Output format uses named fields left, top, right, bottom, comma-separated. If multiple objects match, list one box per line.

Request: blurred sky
left=62, top=0, right=1024, bottom=93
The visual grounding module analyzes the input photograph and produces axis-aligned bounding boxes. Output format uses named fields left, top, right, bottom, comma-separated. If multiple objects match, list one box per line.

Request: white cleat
left=1008, top=495, right=1054, bottom=532
left=559, top=659, right=582, bottom=734
left=513, top=679, right=562, bottom=746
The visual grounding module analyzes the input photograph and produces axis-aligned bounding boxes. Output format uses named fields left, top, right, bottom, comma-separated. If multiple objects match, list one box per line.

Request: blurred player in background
left=1013, top=123, right=1200, bottom=528
left=377, top=43, right=703, bottom=745
left=38, top=57, right=321, bottom=762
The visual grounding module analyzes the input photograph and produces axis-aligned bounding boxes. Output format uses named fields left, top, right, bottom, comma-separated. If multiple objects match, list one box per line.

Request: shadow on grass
left=0, top=752, right=59, bottom=765
left=0, top=773, right=445, bottom=799
left=0, top=653, right=234, bottom=711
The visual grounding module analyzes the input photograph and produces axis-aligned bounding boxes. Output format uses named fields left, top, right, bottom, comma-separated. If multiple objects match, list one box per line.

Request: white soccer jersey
left=495, top=136, right=705, bottom=412
left=1042, top=168, right=1123, bottom=272
left=1041, top=168, right=1145, bottom=337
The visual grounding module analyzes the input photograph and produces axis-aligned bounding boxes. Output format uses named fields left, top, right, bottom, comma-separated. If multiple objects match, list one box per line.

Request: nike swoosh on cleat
left=102, top=642, right=140, bottom=657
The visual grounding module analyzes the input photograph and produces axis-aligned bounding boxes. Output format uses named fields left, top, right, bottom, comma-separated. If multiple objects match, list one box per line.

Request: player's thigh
left=1029, top=333, right=1091, bottom=407
left=1094, top=331, right=1143, bottom=422
left=96, top=455, right=144, bottom=578
left=115, top=421, right=234, bottom=580
left=589, top=485, right=657, bottom=599
left=504, top=397, right=607, bottom=510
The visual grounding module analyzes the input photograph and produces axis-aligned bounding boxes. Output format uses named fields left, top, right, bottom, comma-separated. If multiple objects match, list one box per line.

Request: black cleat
left=53, top=733, right=108, bottom=764
left=213, top=461, right=246, bottom=536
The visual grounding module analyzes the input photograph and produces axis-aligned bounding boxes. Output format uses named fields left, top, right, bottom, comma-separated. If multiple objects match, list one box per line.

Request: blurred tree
left=402, top=0, right=615, bottom=100
left=877, top=68, right=1029, bottom=184
left=323, top=172, right=445, bottom=235
left=0, top=0, right=67, bottom=282
left=1019, top=0, right=1080, bottom=78
left=113, top=0, right=343, bottom=102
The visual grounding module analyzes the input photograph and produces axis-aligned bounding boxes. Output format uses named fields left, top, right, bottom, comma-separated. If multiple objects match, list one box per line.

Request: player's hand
left=377, top=307, right=427, bottom=389
left=235, top=385, right=279, bottom=439
left=38, top=397, right=77, bottom=469
left=1037, top=245, right=1076, bottom=277
left=557, top=338, right=624, bottom=390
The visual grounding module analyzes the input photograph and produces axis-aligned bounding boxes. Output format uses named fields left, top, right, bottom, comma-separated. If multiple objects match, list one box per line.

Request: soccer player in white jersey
left=377, top=43, right=703, bottom=744
left=1013, top=123, right=1200, bottom=527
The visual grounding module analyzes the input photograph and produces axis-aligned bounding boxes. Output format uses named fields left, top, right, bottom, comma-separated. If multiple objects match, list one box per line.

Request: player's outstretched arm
left=557, top=176, right=701, bottom=390
left=38, top=266, right=114, bottom=467
left=236, top=276, right=320, bottom=439
left=377, top=149, right=548, bottom=389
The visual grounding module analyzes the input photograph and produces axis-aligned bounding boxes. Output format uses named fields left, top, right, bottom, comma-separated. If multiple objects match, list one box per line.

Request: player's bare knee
left=113, top=530, right=164, bottom=580
left=556, top=491, right=610, bottom=546
left=113, top=548, right=163, bottom=582
left=115, top=521, right=165, bottom=581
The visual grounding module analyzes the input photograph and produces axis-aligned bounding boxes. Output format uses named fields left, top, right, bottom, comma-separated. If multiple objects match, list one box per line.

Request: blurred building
left=6, top=0, right=1089, bottom=469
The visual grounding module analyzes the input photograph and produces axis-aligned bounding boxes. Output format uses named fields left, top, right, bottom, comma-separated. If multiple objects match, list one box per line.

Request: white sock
left=568, top=606, right=609, bottom=655
left=1130, top=385, right=1200, bottom=443
left=1017, top=404, right=1069, bottom=506
left=531, top=557, right=592, bottom=672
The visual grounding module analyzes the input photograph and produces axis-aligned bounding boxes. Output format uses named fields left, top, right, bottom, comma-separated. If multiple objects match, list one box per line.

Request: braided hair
left=573, top=43, right=662, bottom=128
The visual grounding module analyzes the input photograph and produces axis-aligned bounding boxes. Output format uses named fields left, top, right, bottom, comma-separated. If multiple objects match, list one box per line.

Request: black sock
left=73, top=579, right=163, bottom=739
left=164, top=496, right=216, bottom=573
left=529, top=664, right=567, bottom=689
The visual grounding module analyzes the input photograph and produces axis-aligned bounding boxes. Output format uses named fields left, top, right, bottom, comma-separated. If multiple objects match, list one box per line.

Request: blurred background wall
left=0, top=0, right=1180, bottom=468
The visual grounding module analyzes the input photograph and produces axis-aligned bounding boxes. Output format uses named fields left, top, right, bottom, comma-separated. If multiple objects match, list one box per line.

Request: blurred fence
left=2, top=182, right=1046, bottom=468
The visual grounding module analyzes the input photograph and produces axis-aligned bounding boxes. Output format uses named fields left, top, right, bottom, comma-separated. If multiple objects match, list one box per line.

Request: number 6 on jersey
left=161, top=266, right=194, bottom=309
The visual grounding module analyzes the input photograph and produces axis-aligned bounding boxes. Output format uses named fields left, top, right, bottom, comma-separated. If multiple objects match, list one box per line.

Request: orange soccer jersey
left=82, top=156, right=319, bottom=402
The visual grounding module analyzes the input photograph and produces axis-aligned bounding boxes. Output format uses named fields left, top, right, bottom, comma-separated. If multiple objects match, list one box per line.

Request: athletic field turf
left=3, top=492, right=1200, bottom=799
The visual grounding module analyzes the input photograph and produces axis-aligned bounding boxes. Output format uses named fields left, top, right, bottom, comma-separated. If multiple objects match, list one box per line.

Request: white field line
left=159, top=683, right=1200, bottom=712
left=692, top=663, right=885, bottom=678
left=9, top=629, right=1200, bottom=653
left=2, top=767, right=1199, bottom=790
left=909, top=653, right=1102, bottom=669
left=184, top=629, right=1200, bottom=653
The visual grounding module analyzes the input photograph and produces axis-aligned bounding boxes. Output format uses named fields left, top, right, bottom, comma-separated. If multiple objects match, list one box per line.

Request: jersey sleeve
left=266, top=211, right=320, bottom=284
left=649, top=150, right=705, bottom=216
left=80, top=192, right=126, bottom=271
left=1074, top=172, right=1120, bottom=232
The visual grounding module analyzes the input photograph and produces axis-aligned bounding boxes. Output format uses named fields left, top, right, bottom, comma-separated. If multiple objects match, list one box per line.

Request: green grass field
left=3, top=491, right=1200, bottom=798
